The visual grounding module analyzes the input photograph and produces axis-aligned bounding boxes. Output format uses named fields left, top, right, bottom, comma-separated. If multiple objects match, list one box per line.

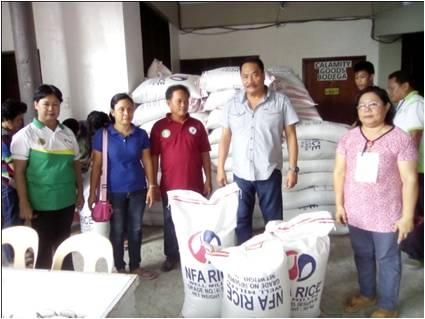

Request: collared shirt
left=394, top=91, right=424, bottom=133
left=11, top=119, right=80, bottom=211
left=222, top=89, right=299, bottom=181
left=2, top=128, right=14, bottom=187
left=393, top=91, right=424, bottom=172
left=150, top=113, right=211, bottom=194
left=92, top=124, right=150, bottom=193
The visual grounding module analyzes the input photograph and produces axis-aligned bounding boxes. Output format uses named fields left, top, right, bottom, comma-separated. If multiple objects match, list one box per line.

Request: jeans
left=109, top=190, right=146, bottom=271
left=32, top=205, right=75, bottom=270
left=348, top=225, right=401, bottom=311
left=233, top=169, right=283, bottom=245
left=401, top=173, right=423, bottom=260
left=162, top=194, right=180, bottom=262
left=1, top=186, right=22, bottom=264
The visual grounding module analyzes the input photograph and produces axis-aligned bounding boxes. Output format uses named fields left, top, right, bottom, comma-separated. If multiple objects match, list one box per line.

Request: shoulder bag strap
left=99, top=128, right=108, bottom=201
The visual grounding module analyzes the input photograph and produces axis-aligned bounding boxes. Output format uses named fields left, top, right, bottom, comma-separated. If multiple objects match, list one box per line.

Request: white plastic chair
left=51, top=232, right=113, bottom=273
left=1, top=225, right=39, bottom=268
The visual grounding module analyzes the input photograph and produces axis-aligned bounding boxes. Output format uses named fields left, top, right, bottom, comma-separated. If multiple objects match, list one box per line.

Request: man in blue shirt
left=217, top=57, right=299, bottom=244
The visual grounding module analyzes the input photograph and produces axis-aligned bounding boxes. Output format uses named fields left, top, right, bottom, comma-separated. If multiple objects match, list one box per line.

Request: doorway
left=303, top=56, right=366, bottom=125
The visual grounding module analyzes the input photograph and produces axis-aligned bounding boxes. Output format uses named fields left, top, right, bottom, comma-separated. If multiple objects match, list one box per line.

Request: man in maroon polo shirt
left=150, top=84, right=212, bottom=272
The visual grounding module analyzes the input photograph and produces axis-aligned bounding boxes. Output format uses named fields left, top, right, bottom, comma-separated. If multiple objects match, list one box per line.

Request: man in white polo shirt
left=11, top=84, right=84, bottom=269
left=217, top=57, right=299, bottom=244
left=388, top=70, right=424, bottom=267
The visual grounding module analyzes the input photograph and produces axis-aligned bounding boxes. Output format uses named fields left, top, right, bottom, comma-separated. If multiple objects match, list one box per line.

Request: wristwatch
left=288, top=166, right=299, bottom=173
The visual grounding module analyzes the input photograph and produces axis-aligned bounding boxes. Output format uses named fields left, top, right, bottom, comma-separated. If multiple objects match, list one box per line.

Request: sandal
left=344, top=294, right=377, bottom=313
left=131, top=268, right=158, bottom=280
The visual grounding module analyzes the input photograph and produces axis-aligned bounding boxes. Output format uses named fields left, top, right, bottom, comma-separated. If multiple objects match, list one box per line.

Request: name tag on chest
left=355, top=152, right=379, bottom=183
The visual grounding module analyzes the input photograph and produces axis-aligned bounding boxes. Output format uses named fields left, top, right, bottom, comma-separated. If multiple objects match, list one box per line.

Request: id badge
left=355, top=152, right=379, bottom=183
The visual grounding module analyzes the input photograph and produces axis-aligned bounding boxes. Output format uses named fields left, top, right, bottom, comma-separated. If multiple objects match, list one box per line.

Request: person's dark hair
left=62, top=118, right=80, bottom=136
left=1, top=99, right=27, bottom=122
left=239, top=57, right=264, bottom=73
left=165, top=84, right=190, bottom=101
left=33, top=84, right=63, bottom=103
left=109, top=93, right=134, bottom=124
left=87, top=111, right=110, bottom=137
left=388, top=70, right=412, bottom=86
left=354, top=86, right=395, bottom=126
left=353, top=61, right=375, bottom=75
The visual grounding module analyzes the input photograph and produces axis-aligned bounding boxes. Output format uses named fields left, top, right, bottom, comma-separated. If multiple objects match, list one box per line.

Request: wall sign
left=315, top=60, right=352, bottom=81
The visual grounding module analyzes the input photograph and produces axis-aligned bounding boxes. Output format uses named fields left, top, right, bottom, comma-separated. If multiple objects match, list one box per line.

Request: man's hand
left=284, top=170, right=297, bottom=189
left=216, top=169, right=228, bottom=187
left=203, top=180, right=212, bottom=197
left=19, top=200, right=34, bottom=220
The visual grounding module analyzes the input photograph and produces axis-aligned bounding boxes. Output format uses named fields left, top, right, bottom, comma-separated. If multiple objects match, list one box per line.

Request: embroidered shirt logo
left=161, top=129, right=171, bottom=138
left=188, top=127, right=197, bottom=135
left=38, top=138, right=46, bottom=145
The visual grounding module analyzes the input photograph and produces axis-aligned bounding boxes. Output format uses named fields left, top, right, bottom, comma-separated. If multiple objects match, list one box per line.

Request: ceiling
left=147, top=1, right=407, bottom=30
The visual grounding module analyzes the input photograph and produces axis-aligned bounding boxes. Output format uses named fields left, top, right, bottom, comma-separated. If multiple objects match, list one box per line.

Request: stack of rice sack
left=280, top=120, right=349, bottom=235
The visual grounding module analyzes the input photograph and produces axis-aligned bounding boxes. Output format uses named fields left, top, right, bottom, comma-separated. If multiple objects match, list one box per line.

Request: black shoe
left=160, top=259, right=178, bottom=272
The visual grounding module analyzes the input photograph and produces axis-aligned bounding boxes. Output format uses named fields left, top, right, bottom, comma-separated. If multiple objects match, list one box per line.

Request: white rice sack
left=207, top=233, right=291, bottom=318
left=282, top=186, right=334, bottom=210
left=283, top=139, right=337, bottom=161
left=132, top=74, right=203, bottom=104
left=283, top=172, right=333, bottom=192
left=210, top=143, right=232, bottom=159
left=291, top=159, right=335, bottom=173
left=132, top=98, right=201, bottom=126
left=200, top=67, right=275, bottom=92
left=211, top=156, right=233, bottom=172
left=283, top=205, right=348, bottom=236
left=190, top=112, right=209, bottom=126
left=146, top=58, right=172, bottom=78
left=208, top=127, right=222, bottom=145
left=168, top=183, right=240, bottom=318
left=79, top=171, right=110, bottom=237
left=296, top=120, right=349, bottom=143
left=206, top=108, right=223, bottom=130
left=139, top=119, right=158, bottom=135
left=203, top=89, right=239, bottom=111
left=266, top=211, right=334, bottom=317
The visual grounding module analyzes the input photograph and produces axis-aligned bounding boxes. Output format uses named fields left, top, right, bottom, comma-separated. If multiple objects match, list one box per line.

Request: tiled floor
left=73, top=226, right=424, bottom=318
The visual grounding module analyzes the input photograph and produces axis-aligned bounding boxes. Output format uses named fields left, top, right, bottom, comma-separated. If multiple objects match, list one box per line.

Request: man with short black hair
left=388, top=70, right=424, bottom=268
left=217, top=57, right=299, bottom=245
left=353, top=61, right=375, bottom=91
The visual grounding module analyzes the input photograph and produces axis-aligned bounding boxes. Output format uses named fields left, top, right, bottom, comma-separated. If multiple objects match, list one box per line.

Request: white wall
left=179, top=19, right=401, bottom=85
left=3, top=2, right=144, bottom=121
left=1, top=2, right=14, bottom=51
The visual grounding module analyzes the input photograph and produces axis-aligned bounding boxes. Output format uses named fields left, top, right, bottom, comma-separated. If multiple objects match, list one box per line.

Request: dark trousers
left=348, top=225, right=401, bottom=311
left=401, top=173, right=424, bottom=260
left=233, top=169, right=283, bottom=245
left=1, top=186, right=22, bottom=264
left=162, top=194, right=180, bottom=262
left=109, top=190, right=146, bottom=271
left=32, top=204, right=75, bottom=270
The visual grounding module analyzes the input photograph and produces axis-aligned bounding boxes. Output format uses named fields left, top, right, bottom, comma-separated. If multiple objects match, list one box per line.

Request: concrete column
left=9, top=2, right=41, bottom=124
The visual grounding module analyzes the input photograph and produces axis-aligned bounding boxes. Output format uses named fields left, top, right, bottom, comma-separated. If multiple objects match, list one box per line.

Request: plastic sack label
left=168, top=183, right=239, bottom=318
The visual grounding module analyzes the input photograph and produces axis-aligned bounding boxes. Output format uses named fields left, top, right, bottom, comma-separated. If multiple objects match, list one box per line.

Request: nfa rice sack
left=168, top=183, right=239, bottom=317
left=207, top=232, right=291, bottom=318
left=265, top=211, right=334, bottom=317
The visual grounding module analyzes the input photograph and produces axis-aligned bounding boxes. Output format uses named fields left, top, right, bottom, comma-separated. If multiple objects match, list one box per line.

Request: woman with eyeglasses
left=333, top=86, right=418, bottom=318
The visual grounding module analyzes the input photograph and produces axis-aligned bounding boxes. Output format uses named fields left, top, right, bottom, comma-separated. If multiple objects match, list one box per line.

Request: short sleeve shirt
left=92, top=124, right=150, bottom=193
left=336, top=126, right=417, bottom=232
left=11, top=119, right=80, bottom=211
left=150, top=114, right=211, bottom=194
left=222, top=88, right=299, bottom=181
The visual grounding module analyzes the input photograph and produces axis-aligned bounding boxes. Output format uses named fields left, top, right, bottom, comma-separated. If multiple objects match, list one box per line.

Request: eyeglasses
left=356, top=101, right=382, bottom=111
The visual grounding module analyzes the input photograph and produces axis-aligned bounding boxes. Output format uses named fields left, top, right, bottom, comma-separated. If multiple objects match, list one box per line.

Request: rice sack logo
left=286, top=250, right=316, bottom=282
left=188, top=230, right=221, bottom=264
